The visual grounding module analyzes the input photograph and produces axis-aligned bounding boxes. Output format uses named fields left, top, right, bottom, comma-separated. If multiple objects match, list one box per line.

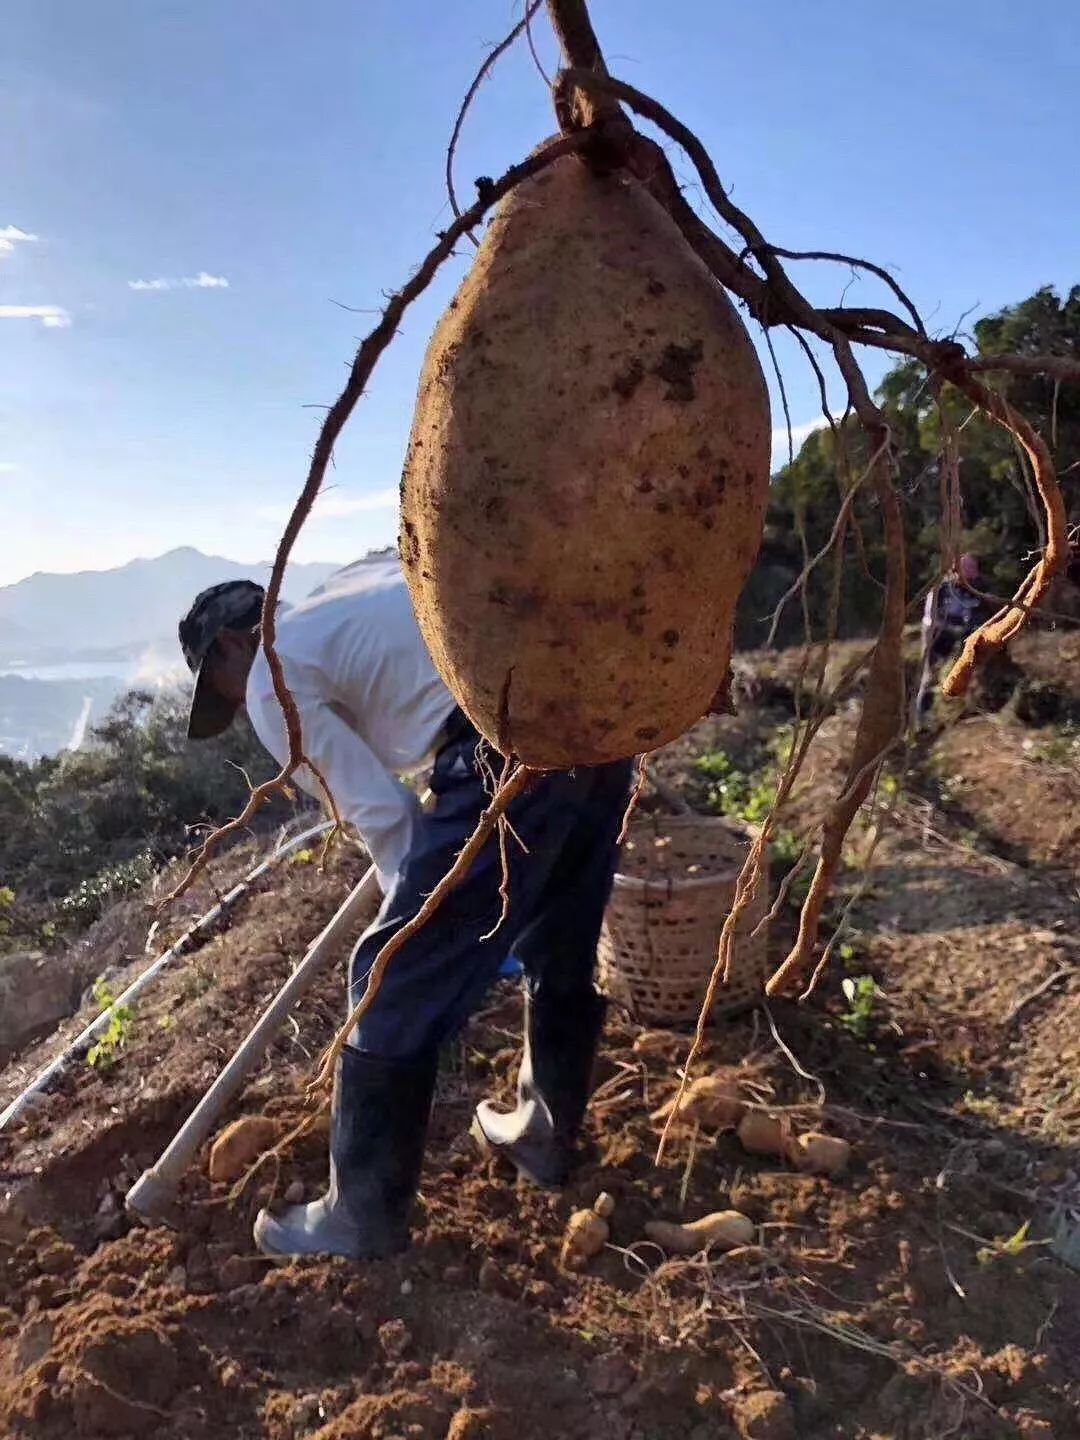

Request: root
left=309, top=764, right=532, bottom=1095
left=799, top=773, right=894, bottom=1003
left=547, top=0, right=625, bottom=132
left=480, top=757, right=516, bottom=942
left=746, top=242, right=927, bottom=338
left=936, top=388, right=965, bottom=578
left=766, top=434, right=889, bottom=647
left=941, top=379, right=1069, bottom=696
left=767, top=443, right=907, bottom=997
left=616, top=753, right=649, bottom=847
left=524, top=2, right=553, bottom=85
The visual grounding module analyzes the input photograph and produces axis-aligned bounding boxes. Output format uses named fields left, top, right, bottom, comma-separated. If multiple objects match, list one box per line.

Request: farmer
left=915, top=553, right=987, bottom=717
left=179, top=556, right=631, bottom=1260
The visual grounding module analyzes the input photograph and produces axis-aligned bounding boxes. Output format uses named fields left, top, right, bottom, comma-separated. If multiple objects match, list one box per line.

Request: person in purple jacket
left=915, top=553, right=987, bottom=717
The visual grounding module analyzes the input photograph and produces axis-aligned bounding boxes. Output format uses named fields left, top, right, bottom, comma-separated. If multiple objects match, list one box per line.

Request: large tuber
left=401, top=153, right=771, bottom=768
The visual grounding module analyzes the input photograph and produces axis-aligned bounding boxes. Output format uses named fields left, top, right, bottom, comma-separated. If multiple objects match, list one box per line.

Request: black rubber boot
left=254, top=1045, right=437, bottom=1261
left=472, top=985, right=605, bottom=1189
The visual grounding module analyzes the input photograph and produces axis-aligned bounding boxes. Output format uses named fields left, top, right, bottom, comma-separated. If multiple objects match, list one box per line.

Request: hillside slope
left=0, top=638, right=1077, bottom=1439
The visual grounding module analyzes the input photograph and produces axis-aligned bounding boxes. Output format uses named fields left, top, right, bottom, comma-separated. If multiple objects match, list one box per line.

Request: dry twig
left=446, top=0, right=546, bottom=243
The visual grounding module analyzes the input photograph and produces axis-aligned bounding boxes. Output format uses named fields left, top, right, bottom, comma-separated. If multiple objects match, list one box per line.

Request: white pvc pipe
left=0, top=819, right=333, bottom=1135
left=126, top=860, right=381, bottom=1222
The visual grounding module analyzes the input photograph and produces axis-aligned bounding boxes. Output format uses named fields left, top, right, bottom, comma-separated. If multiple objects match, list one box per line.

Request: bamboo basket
left=597, top=813, right=770, bottom=1025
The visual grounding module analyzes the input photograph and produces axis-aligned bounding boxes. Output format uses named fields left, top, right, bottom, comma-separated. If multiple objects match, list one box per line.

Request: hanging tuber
left=645, top=1209, right=755, bottom=1255
left=400, top=153, right=771, bottom=768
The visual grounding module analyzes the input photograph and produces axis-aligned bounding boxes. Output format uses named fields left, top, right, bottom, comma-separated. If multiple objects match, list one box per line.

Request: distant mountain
left=0, top=547, right=342, bottom=666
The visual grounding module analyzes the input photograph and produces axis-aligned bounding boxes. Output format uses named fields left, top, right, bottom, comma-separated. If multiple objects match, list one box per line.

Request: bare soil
left=1, top=638, right=1077, bottom=1439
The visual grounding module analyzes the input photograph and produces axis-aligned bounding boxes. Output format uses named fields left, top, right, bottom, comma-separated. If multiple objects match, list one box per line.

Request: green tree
left=738, top=285, right=1080, bottom=649
left=0, top=687, right=310, bottom=943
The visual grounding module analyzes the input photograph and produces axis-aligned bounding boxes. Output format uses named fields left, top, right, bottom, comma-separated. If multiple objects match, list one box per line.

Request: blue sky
left=2, top=0, right=1078, bottom=586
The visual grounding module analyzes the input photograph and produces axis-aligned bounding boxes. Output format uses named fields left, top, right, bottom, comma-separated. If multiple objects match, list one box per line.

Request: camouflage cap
left=178, top=580, right=265, bottom=740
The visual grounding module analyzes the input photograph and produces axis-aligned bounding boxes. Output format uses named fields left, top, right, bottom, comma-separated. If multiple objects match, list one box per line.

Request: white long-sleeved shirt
left=244, top=556, right=456, bottom=891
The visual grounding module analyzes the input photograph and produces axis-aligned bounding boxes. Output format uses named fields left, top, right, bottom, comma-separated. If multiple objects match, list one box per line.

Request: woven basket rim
left=610, top=868, right=744, bottom=896
left=612, top=812, right=761, bottom=895
left=625, top=812, right=760, bottom=833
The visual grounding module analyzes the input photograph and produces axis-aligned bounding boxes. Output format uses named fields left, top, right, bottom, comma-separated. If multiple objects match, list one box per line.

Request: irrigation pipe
left=0, top=818, right=333, bottom=1135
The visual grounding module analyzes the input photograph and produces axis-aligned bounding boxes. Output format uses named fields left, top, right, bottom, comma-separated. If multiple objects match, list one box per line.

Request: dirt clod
left=586, top=1351, right=636, bottom=1397
left=446, top=1407, right=496, bottom=1439
left=378, top=1318, right=412, bottom=1361
left=477, top=1258, right=504, bottom=1292
left=732, top=1389, right=796, bottom=1440
left=217, top=1253, right=265, bottom=1291
left=71, top=1319, right=180, bottom=1436
left=14, top=1316, right=54, bottom=1373
left=36, top=1240, right=77, bottom=1276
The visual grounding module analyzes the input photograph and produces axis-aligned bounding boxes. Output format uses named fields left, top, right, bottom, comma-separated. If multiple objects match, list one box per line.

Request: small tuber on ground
left=651, top=1074, right=745, bottom=1130
left=736, top=1110, right=788, bottom=1157
left=786, top=1132, right=851, bottom=1175
left=560, top=1192, right=616, bottom=1270
left=645, top=1209, right=755, bottom=1255
left=207, top=1115, right=282, bottom=1184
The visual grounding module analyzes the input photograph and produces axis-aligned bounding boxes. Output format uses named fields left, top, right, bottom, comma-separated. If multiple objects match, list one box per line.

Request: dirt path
left=1, top=661, right=1078, bottom=1439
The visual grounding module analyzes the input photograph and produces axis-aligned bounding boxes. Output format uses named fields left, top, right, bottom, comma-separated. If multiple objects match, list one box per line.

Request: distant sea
left=0, top=659, right=185, bottom=683
left=1, top=660, right=131, bottom=682
left=0, top=659, right=186, bottom=759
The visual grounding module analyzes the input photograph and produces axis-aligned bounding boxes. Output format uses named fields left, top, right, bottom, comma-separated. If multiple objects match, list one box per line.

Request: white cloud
left=313, top=488, right=399, bottom=518
left=255, top=487, right=399, bottom=527
left=771, top=417, right=826, bottom=468
left=128, top=271, right=230, bottom=292
left=0, top=225, right=38, bottom=258
left=0, top=463, right=17, bottom=474
left=0, top=304, right=71, bottom=328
